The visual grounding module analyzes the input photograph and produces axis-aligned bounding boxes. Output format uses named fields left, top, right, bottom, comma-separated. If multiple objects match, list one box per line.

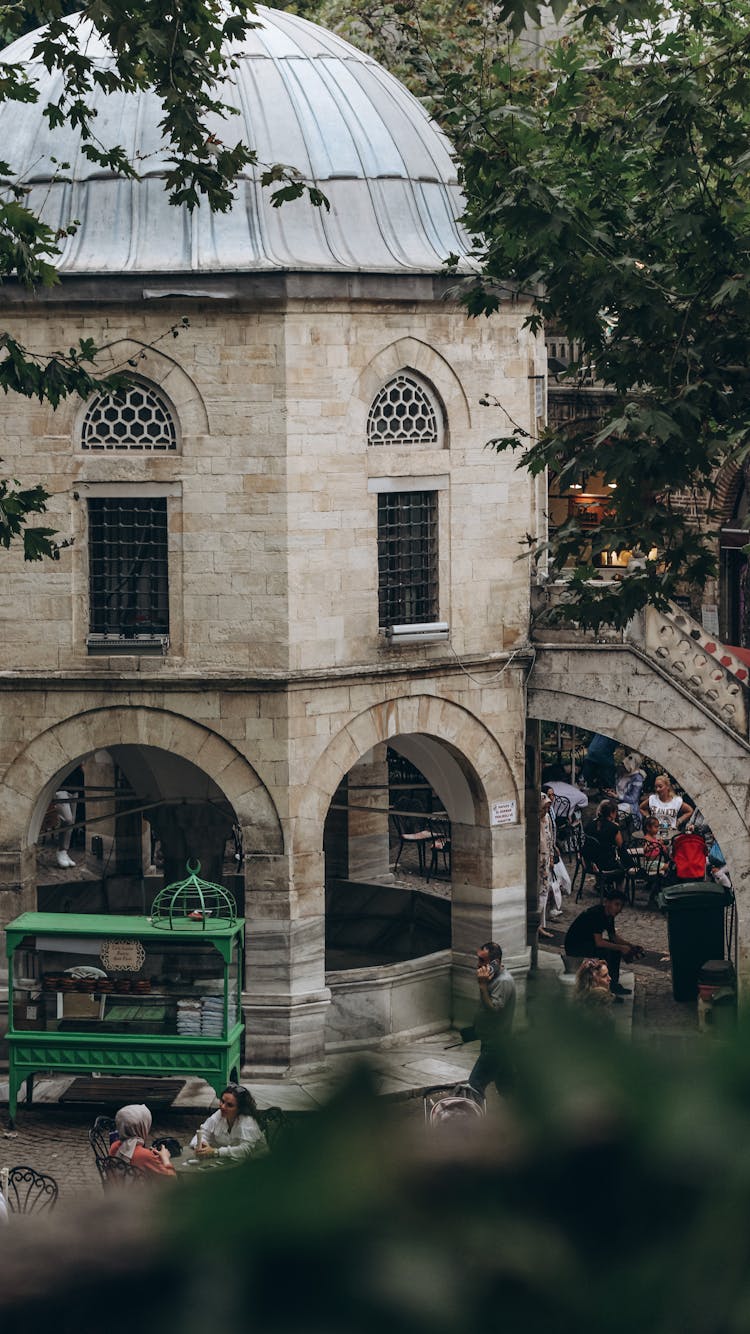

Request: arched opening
left=34, top=745, right=241, bottom=916
left=533, top=718, right=737, bottom=1022
left=319, top=721, right=517, bottom=1050
left=324, top=743, right=453, bottom=970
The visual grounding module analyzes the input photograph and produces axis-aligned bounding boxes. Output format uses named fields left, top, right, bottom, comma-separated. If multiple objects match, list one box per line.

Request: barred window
left=81, top=384, right=178, bottom=451
left=367, top=373, right=441, bottom=447
left=88, top=498, right=169, bottom=643
left=377, top=491, right=439, bottom=628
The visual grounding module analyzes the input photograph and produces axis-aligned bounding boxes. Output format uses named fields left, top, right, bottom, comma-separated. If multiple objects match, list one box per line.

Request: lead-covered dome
left=0, top=5, right=471, bottom=275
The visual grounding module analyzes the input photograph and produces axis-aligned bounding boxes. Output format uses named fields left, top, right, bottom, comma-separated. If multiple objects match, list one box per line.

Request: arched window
left=81, top=382, right=178, bottom=451
left=367, top=372, right=443, bottom=447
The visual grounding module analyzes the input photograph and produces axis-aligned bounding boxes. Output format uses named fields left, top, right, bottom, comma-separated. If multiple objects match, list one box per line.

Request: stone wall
left=0, top=290, right=537, bottom=675
left=0, top=280, right=537, bottom=1068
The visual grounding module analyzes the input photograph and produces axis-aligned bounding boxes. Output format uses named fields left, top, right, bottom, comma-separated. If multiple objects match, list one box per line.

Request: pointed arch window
left=81, top=382, right=178, bottom=452
left=367, top=372, right=444, bottom=447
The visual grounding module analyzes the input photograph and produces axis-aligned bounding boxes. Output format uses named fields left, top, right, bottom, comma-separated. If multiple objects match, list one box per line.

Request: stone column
left=450, top=820, right=530, bottom=1027
left=344, top=744, right=391, bottom=881
left=0, top=846, right=37, bottom=1028
left=241, top=849, right=329, bottom=1075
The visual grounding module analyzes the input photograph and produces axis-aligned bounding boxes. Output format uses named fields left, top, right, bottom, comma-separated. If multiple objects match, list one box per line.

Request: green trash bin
left=658, top=880, right=734, bottom=1002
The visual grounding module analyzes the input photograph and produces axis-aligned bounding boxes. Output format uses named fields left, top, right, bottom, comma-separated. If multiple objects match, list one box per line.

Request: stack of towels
left=176, top=998, right=202, bottom=1034
left=201, top=995, right=224, bottom=1037
left=177, top=996, right=224, bottom=1036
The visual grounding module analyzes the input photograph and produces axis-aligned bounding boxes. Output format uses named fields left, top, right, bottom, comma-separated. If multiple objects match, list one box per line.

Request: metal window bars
left=377, top=490, right=439, bottom=629
left=88, top=498, right=169, bottom=639
left=81, top=384, right=178, bottom=451
left=367, top=373, right=440, bottom=446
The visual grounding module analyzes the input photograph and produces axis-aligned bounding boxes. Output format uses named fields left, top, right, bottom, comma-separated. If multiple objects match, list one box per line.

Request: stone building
left=0, top=6, right=541, bottom=1073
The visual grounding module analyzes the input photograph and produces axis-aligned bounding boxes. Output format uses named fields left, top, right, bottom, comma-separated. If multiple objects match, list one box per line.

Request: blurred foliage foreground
left=4, top=1001, right=750, bottom=1334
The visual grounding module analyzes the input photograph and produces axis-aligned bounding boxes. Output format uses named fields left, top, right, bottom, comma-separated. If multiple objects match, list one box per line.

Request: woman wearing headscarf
left=109, top=1104, right=175, bottom=1179
left=538, top=790, right=557, bottom=940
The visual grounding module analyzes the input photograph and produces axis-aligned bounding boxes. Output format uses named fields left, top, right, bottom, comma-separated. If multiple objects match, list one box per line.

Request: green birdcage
left=150, top=860, right=237, bottom=930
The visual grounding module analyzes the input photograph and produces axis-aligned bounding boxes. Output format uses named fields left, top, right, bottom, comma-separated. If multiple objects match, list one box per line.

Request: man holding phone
left=467, top=941, right=516, bottom=1097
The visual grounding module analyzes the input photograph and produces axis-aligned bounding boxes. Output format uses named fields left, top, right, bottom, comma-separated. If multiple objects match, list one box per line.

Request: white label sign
left=701, top=604, right=719, bottom=636
left=490, top=800, right=517, bottom=826
left=99, top=939, right=145, bottom=973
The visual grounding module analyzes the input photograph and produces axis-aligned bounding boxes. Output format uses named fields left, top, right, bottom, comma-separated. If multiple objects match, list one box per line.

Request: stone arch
left=54, top=339, right=210, bottom=441
left=528, top=661, right=750, bottom=894
left=297, top=693, right=519, bottom=836
left=349, top=337, right=472, bottom=441
left=0, top=705, right=282, bottom=856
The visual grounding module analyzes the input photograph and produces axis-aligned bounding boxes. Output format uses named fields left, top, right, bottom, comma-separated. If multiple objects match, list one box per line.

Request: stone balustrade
left=636, top=604, right=748, bottom=737
left=532, top=579, right=749, bottom=738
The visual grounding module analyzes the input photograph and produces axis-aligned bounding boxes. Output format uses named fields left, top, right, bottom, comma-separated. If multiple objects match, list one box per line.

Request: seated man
left=564, top=888, right=643, bottom=999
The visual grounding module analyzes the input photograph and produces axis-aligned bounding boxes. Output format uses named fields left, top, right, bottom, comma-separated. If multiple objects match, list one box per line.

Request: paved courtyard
left=1, top=846, right=719, bottom=1207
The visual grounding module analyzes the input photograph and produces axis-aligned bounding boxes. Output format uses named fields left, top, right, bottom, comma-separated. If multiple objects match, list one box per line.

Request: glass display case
left=5, top=912, right=244, bottom=1124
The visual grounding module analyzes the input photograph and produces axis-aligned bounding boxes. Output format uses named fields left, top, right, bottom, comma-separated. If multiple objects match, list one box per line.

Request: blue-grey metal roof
left=0, top=6, right=473, bottom=276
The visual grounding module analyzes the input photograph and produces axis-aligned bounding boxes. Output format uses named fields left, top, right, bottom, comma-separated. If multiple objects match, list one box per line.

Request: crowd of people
left=537, top=739, right=733, bottom=1007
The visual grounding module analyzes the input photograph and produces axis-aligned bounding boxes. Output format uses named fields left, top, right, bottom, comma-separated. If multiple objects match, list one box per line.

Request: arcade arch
left=300, top=694, right=528, bottom=1048
left=529, top=641, right=750, bottom=981
left=0, top=707, right=282, bottom=926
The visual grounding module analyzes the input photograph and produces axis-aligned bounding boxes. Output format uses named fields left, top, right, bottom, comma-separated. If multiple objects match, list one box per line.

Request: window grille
left=81, top=384, right=177, bottom=451
left=377, top=490, right=439, bottom=628
left=367, top=373, right=440, bottom=446
left=88, top=498, right=169, bottom=641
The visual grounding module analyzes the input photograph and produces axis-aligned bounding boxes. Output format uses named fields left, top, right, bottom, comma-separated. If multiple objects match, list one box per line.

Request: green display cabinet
left=5, top=911, right=245, bottom=1124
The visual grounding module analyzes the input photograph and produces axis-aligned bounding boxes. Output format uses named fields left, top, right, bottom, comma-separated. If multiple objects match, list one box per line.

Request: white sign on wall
left=701, top=604, right=720, bottom=636
left=490, top=800, right=517, bottom=827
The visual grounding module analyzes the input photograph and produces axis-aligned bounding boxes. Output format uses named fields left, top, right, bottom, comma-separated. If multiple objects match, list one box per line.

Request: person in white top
left=639, top=774, right=694, bottom=832
left=190, top=1083, right=267, bottom=1165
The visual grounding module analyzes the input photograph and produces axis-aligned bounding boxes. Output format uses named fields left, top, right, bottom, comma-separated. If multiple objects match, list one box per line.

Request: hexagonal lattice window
left=367, top=373, right=442, bottom=446
left=81, top=384, right=178, bottom=451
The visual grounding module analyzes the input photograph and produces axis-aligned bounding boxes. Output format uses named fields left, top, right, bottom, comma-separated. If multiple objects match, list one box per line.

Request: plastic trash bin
left=697, top=959, right=737, bottom=1034
left=658, top=881, right=734, bottom=1002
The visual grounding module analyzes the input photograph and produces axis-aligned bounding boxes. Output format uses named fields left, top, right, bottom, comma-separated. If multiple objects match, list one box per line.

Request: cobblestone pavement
left=540, top=867, right=701, bottom=1045
left=0, top=1104, right=218, bottom=1200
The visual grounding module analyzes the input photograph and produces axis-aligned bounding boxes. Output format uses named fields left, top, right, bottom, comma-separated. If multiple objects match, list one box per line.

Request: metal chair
left=568, top=823, right=587, bottom=899
left=100, top=1155, right=144, bottom=1187
left=551, top=794, right=572, bottom=847
left=625, top=846, right=670, bottom=907
left=574, top=834, right=624, bottom=902
left=427, top=817, right=451, bottom=881
left=257, top=1105, right=289, bottom=1151
left=2, top=1164, right=59, bottom=1214
left=88, top=1114, right=117, bottom=1183
left=390, top=811, right=433, bottom=875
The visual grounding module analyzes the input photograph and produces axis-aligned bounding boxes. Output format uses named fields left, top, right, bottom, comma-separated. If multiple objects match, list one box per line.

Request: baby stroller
left=671, top=831, right=708, bottom=882
left=423, top=1082, right=485, bottom=1126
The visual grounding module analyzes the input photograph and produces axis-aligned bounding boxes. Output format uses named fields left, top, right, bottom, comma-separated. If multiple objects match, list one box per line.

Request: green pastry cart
left=5, top=904, right=244, bottom=1125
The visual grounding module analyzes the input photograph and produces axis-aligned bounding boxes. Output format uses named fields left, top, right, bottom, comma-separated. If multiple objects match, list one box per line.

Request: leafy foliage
left=437, top=0, right=750, bottom=627
left=279, top=1, right=514, bottom=117
left=297, top=0, right=750, bottom=630
left=4, top=1004, right=750, bottom=1333
left=0, top=1, right=326, bottom=557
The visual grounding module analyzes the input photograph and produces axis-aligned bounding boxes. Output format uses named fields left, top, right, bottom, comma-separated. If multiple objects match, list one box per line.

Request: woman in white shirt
left=639, top=774, right=694, bottom=833
left=190, top=1083, right=267, bottom=1165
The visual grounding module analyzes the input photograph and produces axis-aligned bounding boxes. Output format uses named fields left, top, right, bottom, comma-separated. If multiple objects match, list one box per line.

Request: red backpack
left=671, top=833, right=707, bottom=881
